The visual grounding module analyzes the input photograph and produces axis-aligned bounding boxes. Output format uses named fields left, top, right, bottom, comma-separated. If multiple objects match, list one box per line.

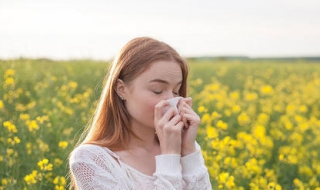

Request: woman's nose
left=164, top=92, right=175, bottom=100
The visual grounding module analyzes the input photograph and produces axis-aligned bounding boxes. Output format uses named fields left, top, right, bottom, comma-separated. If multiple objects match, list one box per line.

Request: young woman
left=69, top=37, right=212, bottom=189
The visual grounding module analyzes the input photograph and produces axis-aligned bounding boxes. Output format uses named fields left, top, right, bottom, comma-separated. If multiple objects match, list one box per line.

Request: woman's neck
left=128, top=123, right=159, bottom=152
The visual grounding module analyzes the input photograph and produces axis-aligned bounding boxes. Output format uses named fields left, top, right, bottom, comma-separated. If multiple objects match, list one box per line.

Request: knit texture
left=69, top=144, right=212, bottom=190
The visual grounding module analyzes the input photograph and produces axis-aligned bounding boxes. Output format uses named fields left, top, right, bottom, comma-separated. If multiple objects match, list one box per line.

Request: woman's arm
left=181, top=148, right=212, bottom=190
left=153, top=154, right=184, bottom=189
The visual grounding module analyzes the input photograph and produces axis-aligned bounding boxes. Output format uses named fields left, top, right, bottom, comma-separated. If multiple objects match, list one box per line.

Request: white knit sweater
left=69, top=144, right=212, bottom=190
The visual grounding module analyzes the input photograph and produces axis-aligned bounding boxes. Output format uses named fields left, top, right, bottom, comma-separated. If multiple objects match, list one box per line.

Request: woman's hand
left=178, top=97, right=200, bottom=156
left=154, top=100, right=184, bottom=155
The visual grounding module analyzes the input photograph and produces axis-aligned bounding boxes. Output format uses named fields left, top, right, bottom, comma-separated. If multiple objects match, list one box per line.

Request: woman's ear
left=115, top=79, right=126, bottom=100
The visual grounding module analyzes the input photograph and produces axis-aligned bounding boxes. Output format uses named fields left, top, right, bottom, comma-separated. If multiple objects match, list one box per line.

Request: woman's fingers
left=154, top=97, right=199, bottom=155
left=155, top=112, right=184, bottom=154
left=181, top=113, right=200, bottom=127
left=179, top=97, right=192, bottom=107
left=154, top=100, right=169, bottom=121
left=178, top=101, right=196, bottom=128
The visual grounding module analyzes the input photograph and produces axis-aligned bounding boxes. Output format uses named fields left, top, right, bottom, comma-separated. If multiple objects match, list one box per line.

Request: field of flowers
left=1, top=58, right=320, bottom=189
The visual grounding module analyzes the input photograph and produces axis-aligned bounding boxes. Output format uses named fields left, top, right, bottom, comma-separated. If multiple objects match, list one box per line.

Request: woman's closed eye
left=152, top=90, right=179, bottom=96
left=153, top=91, right=162, bottom=94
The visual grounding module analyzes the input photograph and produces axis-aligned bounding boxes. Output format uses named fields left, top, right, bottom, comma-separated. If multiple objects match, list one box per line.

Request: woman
left=69, top=37, right=212, bottom=189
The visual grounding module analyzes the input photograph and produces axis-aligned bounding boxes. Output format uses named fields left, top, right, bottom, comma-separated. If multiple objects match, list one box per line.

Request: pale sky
left=1, top=0, right=320, bottom=60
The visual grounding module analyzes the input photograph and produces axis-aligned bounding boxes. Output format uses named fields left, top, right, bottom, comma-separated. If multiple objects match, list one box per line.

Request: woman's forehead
left=140, top=60, right=182, bottom=82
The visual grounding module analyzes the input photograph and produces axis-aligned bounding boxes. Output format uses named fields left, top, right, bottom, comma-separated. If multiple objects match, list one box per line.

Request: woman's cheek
left=150, top=101, right=159, bottom=112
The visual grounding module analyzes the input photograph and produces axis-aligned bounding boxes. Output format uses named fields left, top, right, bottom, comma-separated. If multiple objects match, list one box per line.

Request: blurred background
left=1, top=0, right=320, bottom=60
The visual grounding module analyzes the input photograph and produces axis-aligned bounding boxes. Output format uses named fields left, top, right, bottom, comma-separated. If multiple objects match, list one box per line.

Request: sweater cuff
left=155, top=154, right=181, bottom=176
left=181, top=150, right=205, bottom=175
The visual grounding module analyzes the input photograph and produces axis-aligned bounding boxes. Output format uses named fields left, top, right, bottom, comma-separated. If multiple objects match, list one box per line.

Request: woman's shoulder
left=71, top=144, right=103, bottom=156
left=70, top=143, right=119, bottom=164
left=69, top=144, right=133, bottom=189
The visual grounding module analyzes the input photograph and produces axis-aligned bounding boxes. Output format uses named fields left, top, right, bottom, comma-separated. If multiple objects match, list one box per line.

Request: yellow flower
left=62, top=127, right=74, bottom=136
left=26, top=142, right=33, bottom=155
left=37, top=139, right=50, bottom=152
left=216, top=120, right=228, bottom=130
left=267, top=182, right=282, bottom=190
left=55, top=186, right=65, bottom=190
left=7, top=138, right=14, bottom=146
left=218, top=172, right=229, bottom=183
left=3, top=77, right=15, bottom=88
left=279, top=154, right=284, bottom=161
left=14, top=136, right=20, bottom=144
left=287, top=155, right=298, bottom=164
left=226, top=175, right=235, bottom=188
left=70, top=97, right=80, bottom=104
left=206, top=126, right=218, bottom=139
left=198, top=106, right=208, bottom=113
left=3, top=121, right=18, bottom=133
left=2, top=178, right=8, bottom=186
left=293, top=178, right=304, bottom=188
left=224, top=109, right=232, bottom=117
left=7, top=136, right=20, bottom=145
left=6, top=149, right=14, bottom=157
left=218, top=172, right=235, bottom=188
left=15, top=103, right=26, bottom=111
left=36, top=115, right=49, bottom=124
left=230, top=91, right=240, bottom=100
left=298, top=105, right=308, bottom=113
left=245, top=92, right=258, bottom=101
left=20, top=113, right=30, bottom=120
left=238, top=112, right=251, bottom=126
left=0, top=100, right=4, bottom=109
left=211, top=111, right=222, bottom=120
left=54, top=158, right=63, bottom=167
left=257, top=113, right=270, bottom=125
left=58, top=141, right=68, bottom=149
left=260, top=85, right=274, bottom=95
left=4, top=69, right=15, bottom=78
left=299, top=165, right=313, bottom=177
left=68, top=81, right=78, bottom=89
left=232, top=105, right=241, bottom=113
left=252, top=125, right=266, bottom=139
left=26, top=120, right=39, bottom=132
left=209, top=83, right=220, bottom=91
left=286, top=104, right=296, bottom=115
left=24, top=170, right=38, bottom=185
left=26, top=101, right=36, bottom=109
left=201, top=113, right=211, bottom=124
left=64, top=107, right=74, bottom=115
left=38, top=158, right=53, bottom=171
left=309, top=176, right=319, bottom=187
left=53, top=176, right=66, bottom=190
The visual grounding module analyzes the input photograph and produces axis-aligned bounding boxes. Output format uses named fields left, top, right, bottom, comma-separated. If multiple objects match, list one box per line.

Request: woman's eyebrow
left=149, top=79, right=169, bottom=84
left=149, top=79, right=182, bottom=85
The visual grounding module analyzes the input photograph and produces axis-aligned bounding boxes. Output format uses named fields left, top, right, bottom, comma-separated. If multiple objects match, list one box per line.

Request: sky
left=1, top=0, right=320, bottom=60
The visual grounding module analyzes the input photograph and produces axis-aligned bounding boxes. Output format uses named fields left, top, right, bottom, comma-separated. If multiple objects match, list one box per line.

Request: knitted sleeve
left=153, top=154, right=184, bottom=189
left=181, top=144, right=212, bottom=190
left=153, top=146, right=212, bottom=190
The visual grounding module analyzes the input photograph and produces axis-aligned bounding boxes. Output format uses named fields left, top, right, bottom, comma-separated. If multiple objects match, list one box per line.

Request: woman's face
left=122, top=59, right=183, bottom=129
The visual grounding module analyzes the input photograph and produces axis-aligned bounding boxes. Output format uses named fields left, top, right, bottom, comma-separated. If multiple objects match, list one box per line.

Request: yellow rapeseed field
left=0, top=59, right=320, bottom=189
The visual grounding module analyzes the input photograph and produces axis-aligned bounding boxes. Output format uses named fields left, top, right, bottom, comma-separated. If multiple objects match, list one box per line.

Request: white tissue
left=162, top=97, right=183, bottom=114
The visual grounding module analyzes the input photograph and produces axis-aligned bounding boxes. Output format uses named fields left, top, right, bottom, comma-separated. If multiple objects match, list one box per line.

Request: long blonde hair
left=69, top=37, right=189, bottom=188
